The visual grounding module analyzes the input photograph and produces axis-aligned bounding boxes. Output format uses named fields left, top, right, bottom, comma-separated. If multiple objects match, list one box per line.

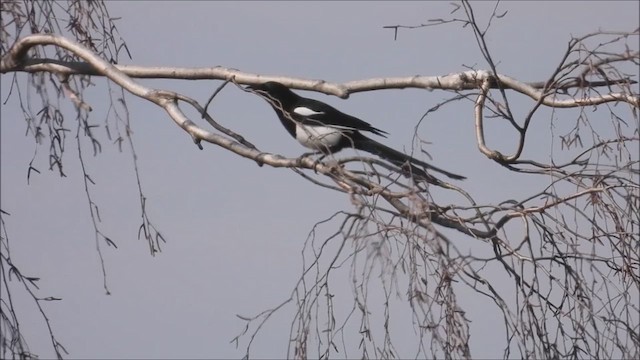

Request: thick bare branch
left=2, top=34, right=638, bottom=106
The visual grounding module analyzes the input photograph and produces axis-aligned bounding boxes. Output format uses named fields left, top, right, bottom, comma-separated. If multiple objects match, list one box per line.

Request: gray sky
left=1, top=1, right=638, bottom=359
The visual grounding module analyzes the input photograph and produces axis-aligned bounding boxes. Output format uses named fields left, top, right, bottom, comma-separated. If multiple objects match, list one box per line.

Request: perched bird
left=248, top=81, right=465, bottom=183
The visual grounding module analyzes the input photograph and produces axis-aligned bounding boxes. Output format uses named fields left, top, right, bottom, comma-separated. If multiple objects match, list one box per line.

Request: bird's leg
left=299, top=150, right=324, bottom=159
left=311, top=153, right=330, bottom=174
left=318, top=147, right=345, bottom=175
left=296, top=150, right=325, bottom=173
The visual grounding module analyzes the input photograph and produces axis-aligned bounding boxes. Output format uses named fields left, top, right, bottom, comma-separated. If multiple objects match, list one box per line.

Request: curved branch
left=2, top=34, right=638, bottom=106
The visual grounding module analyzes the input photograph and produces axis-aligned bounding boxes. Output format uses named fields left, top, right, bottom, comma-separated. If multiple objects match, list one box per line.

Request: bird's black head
left=247, top=81, right=290, bottom=94
left=247, top=81, right=298, bottom=104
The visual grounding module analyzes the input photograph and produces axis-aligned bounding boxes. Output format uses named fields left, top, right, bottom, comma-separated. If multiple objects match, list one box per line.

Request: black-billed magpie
left=248, top=81, right=465, bottom=183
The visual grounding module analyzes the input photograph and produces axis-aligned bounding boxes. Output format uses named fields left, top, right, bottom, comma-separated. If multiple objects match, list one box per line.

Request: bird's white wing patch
left=293, top=106, right=359, bottom=131
left=293, top=106, right=325, bottom=117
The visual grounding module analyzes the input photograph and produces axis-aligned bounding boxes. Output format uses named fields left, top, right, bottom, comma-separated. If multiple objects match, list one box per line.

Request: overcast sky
left=1, top=1, right=638, bottom=359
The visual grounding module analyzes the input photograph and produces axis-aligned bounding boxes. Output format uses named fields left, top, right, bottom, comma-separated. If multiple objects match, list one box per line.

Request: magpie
left=248, top=81, right=465, bottom=183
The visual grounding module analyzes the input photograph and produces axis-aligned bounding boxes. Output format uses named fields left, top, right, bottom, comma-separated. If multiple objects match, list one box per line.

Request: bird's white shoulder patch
left=294, top=106, right=324, bottom=117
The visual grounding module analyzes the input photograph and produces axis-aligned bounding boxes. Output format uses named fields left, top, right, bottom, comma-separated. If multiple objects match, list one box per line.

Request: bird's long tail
left=352, top=134, right=466, bottom=181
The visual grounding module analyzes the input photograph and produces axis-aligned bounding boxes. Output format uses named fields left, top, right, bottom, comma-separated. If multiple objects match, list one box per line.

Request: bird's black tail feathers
left=351, top=133, right=466, bottom=182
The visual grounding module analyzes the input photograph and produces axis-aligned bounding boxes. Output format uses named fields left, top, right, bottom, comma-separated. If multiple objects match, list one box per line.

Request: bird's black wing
left=293, top=98, right=388, bottom=138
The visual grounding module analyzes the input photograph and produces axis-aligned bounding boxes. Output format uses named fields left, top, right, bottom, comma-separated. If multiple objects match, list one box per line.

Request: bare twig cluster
left=1, top=1, right=638, bottom=359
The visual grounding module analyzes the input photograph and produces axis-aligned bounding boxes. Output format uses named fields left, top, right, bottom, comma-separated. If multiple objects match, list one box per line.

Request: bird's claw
left=297, top=151, right=326, bottom=174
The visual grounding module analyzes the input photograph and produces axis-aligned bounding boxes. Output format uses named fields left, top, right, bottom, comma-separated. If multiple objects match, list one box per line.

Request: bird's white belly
left=295, top=124, right=343, bottom=150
